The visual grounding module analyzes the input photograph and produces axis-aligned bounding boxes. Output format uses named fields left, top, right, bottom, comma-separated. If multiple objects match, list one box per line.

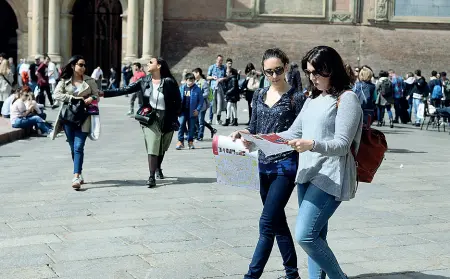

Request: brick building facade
left=162, top=0, right=450, bottom=78
left=1, top=0, right=449, bottom=78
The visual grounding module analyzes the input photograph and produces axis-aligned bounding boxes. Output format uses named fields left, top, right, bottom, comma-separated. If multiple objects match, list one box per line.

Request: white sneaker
left=79, top=174, right=84, bottom=184
left=43, top=129, right=54, bottom=137
left=72, top=177, right=81, bottom=189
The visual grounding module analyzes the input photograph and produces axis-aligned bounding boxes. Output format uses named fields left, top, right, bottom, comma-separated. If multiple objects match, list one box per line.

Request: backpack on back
left=431, top=83, right=443, bottom=99
left=338, top=97, right=387, bottom=183
left=378, top=79, right=393, bottom=99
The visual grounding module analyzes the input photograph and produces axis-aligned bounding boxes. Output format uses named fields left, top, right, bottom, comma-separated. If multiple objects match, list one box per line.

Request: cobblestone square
left=0, top=97, right=449, bottom=279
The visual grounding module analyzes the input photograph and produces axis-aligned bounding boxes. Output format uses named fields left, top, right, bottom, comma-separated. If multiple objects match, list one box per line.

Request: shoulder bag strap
left=1, top=74, right=12, bottom=87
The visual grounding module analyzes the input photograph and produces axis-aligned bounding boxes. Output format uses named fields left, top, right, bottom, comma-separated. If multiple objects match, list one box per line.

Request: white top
left=91, top=68, right=103, bottom=80
left=145, top=82, right=165, bottom=110
left=10, top=99, right=27, bottom=124
left=19, top=63, right=30, bottom=75
left=1, top=93, right=15, bottom=116
left=48, top=62, right=58, bottom=83
left=25, top=100, right=43, bottom=115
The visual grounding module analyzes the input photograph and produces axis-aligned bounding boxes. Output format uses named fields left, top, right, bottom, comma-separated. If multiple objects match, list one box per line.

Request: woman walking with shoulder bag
left=0, top=59, right=14, bottom=113
left=279, top=46, right=363, bottom=279
left=52, top=55, right=100, bottom=189
left=102, top=57, right=182, bottom=187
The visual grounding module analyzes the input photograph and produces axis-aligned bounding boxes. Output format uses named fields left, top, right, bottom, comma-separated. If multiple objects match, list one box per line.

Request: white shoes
left=72, top=174, right=84, bottom=189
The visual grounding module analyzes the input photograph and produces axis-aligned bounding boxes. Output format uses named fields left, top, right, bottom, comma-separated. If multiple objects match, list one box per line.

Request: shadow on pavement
left=381, top=130, right=412, bottom=135
left=79, top=177, right=217, bottom=190
left=387, top=148, right=427, bottom=154
left=353, top=271, right=449, bottom=278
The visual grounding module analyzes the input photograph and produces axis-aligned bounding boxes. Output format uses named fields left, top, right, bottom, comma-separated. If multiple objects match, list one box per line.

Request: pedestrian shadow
left=353, top=271, right=449, bottom=278
left=78, top=177, right=217, bottom=191
left=381, top=131, right=411, bottom=135
left=387, top=148, right=427, bottom=154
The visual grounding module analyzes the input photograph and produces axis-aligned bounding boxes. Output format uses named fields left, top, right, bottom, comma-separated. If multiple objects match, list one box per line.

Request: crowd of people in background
left=352, top=66, right=450, bottom=128
left=2, top=49, right=450, bottom=143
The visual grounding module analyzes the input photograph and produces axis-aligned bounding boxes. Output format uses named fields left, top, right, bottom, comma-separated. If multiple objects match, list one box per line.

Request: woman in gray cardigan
left=278, top=46, right=363, bottom=279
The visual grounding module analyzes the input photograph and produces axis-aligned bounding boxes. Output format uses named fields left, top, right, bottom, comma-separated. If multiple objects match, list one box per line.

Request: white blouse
left=145, top=82, right=165, bottom=110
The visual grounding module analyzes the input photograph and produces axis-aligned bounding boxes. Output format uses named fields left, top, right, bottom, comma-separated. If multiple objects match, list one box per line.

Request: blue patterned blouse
left=247, top=87, right=306, bottom=175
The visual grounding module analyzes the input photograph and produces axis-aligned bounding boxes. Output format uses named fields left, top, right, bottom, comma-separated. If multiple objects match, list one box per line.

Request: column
left=124, top=0, right=139, bottom=61
left=30, top=0, right=44, bottom=59
left=48, top=0, right=62, bottom=63
left=154, top=0, right=164, bottom=57
left=141, top=0, right=155, bottom=60
left=60, top=13, right=73, bottom=64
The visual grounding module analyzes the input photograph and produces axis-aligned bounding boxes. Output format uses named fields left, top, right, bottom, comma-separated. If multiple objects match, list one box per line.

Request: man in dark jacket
left=410, top=69, right=429, bottom=126
left=221, top=68, right=240, bottom=126
left=286, top=63, right=302, bottom=92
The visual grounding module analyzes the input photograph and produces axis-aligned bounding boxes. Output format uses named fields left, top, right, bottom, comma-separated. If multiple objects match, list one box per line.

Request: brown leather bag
left=338, top=98, right=387, bottom=183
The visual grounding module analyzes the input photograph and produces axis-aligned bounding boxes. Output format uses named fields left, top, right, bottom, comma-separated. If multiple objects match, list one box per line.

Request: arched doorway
left=72, top=0, right=122, bottom=75
left=0, top=0, right=18, bottom=62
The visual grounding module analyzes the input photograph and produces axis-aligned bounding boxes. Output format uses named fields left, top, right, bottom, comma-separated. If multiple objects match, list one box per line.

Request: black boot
left=216, top=115, right=222, bottom=125
left=156, top=169, right=164, bottom=179
left=211, top=128, right=217, bottom=138
left=232, top=118, right=238, bottom=126
left=390, top=119, right=394, bottom=128
left=146, top=175, right=156, bottom=188
left=222, top=118, right=230, bottom=126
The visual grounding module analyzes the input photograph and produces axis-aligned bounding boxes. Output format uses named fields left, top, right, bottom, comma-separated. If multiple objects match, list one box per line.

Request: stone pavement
left=0, top=117, right=31, bottom=145
left=0, top=96, right=449, bottom=279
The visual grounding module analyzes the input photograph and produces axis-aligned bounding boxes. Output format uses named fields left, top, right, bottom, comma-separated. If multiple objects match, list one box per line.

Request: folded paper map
left=212, top=135, right=259, bottom=190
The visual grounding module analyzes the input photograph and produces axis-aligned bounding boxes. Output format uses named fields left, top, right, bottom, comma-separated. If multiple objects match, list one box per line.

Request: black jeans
left=246, top=90, right=254, bottom=123
left=37, top=84, right=53, bottom=106
left=431, top=99, right=442, bottom=109
left=244, top=173, right=299, bottom=279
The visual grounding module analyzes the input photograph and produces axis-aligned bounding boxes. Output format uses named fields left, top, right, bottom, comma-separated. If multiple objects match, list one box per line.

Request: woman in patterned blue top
left=231, top=48, right=306, bottom=279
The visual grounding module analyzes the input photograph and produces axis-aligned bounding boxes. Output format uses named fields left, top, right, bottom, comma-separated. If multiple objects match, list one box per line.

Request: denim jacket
left=179, top=84, right=204, bottom=118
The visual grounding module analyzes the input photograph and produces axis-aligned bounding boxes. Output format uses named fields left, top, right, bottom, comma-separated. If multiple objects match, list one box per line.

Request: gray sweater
left=278, top=91, right=363, bottom=201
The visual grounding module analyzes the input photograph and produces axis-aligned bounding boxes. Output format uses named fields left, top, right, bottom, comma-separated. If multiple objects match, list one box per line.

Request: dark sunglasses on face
left=76, top=63, right=86, bottom=68
left=304, top=69, right=329, bottom=78
left=264, top=66, right=285, bottom=77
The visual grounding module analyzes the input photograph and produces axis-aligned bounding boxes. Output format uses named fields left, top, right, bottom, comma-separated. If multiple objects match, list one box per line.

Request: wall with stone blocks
left=161, top=0, right=450, bottom=79
left=162, top=21, right=450, bottom=80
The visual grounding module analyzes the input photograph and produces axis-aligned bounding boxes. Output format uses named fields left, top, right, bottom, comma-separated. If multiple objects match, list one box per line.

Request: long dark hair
left=192, top=68, right=206, bottom=79
left=156, top=57, right=177, bottom=85
left=245, top=63, right=256, bottom=75
left=301, top=46, right=353, bottom=98
left=58, top=55, right=84, bottom=82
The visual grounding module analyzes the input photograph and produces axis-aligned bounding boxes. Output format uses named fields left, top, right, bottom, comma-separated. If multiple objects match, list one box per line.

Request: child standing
left=176, top=73, right=203, bottom=150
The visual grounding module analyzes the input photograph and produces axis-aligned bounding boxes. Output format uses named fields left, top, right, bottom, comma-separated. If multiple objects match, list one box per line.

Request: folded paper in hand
left=240, top=134, right=293, bottom=157
left=212, top=135, right=259, bottom=190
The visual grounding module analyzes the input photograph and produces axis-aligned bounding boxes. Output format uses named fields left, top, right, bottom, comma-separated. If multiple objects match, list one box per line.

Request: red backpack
left=338, top=98, right=387, bottom=183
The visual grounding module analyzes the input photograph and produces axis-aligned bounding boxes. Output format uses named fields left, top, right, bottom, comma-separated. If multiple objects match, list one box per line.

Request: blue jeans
left=377, top=104, right=392, bottom=122
left=178, top=112, right=196, bottom=143
left=245, top=173, right=298, bottom=279
left=209, top=101, right=214, bottom=121
left=12, top=115, right=50, bottom=134
left=412, top=98, right=423, bottom=124
left=295, top=183, right=346, bottom=279
left=63, top=124, right=88, bottom=174
left=198, top=110, right=207, bottom=139
left=28, top=81, right=38, bottom=92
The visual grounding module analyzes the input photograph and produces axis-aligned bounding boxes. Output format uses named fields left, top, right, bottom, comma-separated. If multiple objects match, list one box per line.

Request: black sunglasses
left=76, top=63, right=86, bottom=68
left=264, top=66, right=285, bottom=77
left=304, top=69, right=329, bottom=78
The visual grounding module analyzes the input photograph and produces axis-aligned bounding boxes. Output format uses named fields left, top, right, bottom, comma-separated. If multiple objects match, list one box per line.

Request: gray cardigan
left=278, top=91, right=363, bottom=201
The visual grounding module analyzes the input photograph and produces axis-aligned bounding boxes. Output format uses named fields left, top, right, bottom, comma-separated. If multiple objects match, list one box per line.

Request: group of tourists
left=1, top=44, right=365, bottom=278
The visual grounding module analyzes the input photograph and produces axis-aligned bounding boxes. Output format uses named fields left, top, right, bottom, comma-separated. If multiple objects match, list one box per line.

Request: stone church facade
left=2, top=0, right=450, bottom=76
